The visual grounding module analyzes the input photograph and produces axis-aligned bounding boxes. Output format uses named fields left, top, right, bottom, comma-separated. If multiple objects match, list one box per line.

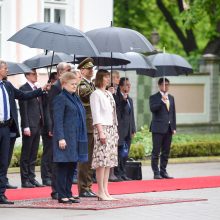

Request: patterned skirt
left=91, top=125, right=118, bottom=169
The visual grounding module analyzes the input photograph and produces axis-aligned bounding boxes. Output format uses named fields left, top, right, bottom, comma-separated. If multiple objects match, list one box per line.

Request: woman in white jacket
left=90, top=69, right=118, bottom=201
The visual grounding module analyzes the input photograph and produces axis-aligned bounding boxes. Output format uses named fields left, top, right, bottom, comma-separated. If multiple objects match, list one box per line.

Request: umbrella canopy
left=8, top=22, right=99, bottom=56
left=75, top=52, right=130, bottom=66
left=86, top=26, right=155, bottom=53
left=146, top=53, right=193, bottom=77
left=23, top=52, right=74, bottom=69
left=6, top=61, right=32, bottom=75
left=98, top=52, right=157, bottom=76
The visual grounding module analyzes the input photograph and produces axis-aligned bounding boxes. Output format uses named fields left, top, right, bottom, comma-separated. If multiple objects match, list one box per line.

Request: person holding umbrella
left=149, top=78, right=176, bottom=179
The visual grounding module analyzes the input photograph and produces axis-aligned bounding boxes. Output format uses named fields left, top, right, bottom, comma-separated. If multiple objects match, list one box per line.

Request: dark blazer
left=2, top=80, right=44, bottom=137
left=19, top=82, right=44, bottom=129
left=114, top=90, right=136, bottom=146
left=48, top=79, right=62, bottom=132
left=52, top=91, right=87, bottom=162
left=149, top=92, right=176, bottom=134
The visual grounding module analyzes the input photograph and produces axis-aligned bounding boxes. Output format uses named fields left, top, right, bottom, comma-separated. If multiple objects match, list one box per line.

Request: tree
left=114, top=0, right=220, bottom=58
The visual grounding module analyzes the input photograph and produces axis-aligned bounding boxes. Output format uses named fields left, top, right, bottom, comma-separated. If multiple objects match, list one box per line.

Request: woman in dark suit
left=53, top=72, right=88, bottom=204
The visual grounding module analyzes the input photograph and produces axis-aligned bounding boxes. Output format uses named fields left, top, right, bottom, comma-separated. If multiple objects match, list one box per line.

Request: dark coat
left=47, top=79, right=62, bottom=132
left=114, top=90, right=136, bottom=146
left=18, top=82, right=44, bottom=129
left=2, top=80, right=44, bottom=137
left=52, top=91, right=88, bottom=162
left=149, top=92, right=176, bottom=134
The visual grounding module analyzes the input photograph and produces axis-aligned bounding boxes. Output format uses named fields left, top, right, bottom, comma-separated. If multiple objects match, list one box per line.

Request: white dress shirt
left=0, top=80, right=10, bottom=121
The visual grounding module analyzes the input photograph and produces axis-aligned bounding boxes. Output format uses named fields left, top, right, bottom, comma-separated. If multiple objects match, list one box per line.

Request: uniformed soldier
left=77, top=58, right=96, bottom=197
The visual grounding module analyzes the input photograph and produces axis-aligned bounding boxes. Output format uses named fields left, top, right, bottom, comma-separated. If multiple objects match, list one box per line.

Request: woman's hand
left=99, top=132, right=106, bottom=145
left=59, top=139, right=67, bottom=150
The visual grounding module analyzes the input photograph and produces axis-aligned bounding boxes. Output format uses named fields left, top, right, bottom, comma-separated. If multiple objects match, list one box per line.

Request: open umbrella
left=145, top=52, right=193, bottom=77
left=8, top=22, right=99, bottom=75
left=6, top=61, right=32, bottom=75
left=86, top=25, right=155, bottom=84
left=86, top=26, right=155, bottom=53
left=98, top=52, right=157, bottom=76
left=23, top=52, right=74, bottom=69
left=75, top=52, right=130, bottom=66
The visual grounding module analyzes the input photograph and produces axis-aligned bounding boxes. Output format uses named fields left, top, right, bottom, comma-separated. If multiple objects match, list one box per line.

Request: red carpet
left=5, top=176, right=220, bottom=201
left=0, top=197, right=207, bottom=210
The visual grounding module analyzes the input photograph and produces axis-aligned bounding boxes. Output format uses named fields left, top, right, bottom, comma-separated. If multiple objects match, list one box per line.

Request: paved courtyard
left=1, top=162, right=220, bottom=220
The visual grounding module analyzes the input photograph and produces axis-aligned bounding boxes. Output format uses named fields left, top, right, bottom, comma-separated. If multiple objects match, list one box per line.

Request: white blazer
left=90, top=89, right=118, bottom=126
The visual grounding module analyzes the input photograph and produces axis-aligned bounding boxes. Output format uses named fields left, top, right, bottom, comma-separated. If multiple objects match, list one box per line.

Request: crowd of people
left=0, top=57, right=176, bottom=205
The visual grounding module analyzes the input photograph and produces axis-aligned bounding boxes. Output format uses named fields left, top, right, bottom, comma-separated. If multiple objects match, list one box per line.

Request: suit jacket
left=2, top=80, right=44, bottom=137
left=149, top=92, right=176, bottom=134
left=47, top=79, right=62, bottom=131
left=77, top=78, right=95, bottom=133
left=114, top=90, right=136, bottom=146
left=53, top=91, right=88, bottom=162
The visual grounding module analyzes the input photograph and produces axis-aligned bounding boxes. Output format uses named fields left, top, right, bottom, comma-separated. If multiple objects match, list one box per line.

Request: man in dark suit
left=19, top=70, right=44, bottom=188
left=149, top=78, right=176, bottom=179
left=47, top=62, right=72, bottom=199
left=77, top=58, right=96, bottom=198
left=114, top=77, right=136, bottom=181
left=0, top=60, right=47, bottom=204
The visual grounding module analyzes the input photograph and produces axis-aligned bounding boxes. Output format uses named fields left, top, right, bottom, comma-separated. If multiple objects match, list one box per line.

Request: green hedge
left=129, top=125, right=220, bottom=160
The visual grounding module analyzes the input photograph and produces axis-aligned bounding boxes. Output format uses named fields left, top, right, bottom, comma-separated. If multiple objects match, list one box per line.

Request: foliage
left=114, top=0, right=220, bottom=71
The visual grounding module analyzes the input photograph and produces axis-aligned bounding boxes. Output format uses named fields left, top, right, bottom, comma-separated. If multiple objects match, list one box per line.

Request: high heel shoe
left=97, top=195, right=111, bottom=201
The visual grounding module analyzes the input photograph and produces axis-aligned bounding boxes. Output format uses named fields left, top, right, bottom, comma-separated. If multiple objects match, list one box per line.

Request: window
left=44, top=0, right=67, bottom=24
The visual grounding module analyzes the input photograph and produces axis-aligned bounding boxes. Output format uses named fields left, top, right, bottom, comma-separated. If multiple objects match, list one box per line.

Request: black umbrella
left=145, top=52, right=193, bottom=77
left=8, top=22, right=99, bottom=75
left=98, top=52, right=157, bottom=76
left=86, top=26, right=155, bottom=53
left=23, top=52, right=74, bottom=69
left=8, top=22, right=99, bottom=56
left=6, top=61, right=32, bottom=75
left=75, top=52, right=130, bottom=66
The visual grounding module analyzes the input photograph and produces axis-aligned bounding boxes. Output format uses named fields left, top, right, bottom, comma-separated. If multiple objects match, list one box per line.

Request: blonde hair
left=60, top=71, right=77, bottom=85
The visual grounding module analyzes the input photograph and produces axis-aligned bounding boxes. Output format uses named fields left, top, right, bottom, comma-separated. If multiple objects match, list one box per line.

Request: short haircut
left=119, top=77, right=129, bottom=87
left=158, top=77, right=170, bottom=85
left=95, top=69, right=110, bottom=88
left=60, top=71, right=77, bottom=85
left=24, top=69, right=37, bottom=78
left=57, top=62, right=71, bottom=72
left=0, top=60, right=6, bottom=68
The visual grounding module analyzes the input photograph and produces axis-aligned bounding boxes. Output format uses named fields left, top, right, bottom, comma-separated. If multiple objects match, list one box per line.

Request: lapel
left=157, top=92, right=169, bottom=112
left=82, top=78, right=95, bottom=92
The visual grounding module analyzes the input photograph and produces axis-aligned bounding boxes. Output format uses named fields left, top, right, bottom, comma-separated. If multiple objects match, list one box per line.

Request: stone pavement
left=1, top=162, right=220, bottom=220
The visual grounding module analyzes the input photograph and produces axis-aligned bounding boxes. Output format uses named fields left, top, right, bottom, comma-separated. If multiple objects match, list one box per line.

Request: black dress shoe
left=88, top=190, right=96, bottom=197
left=51, top=192, right=59, bottom=200
left=30, top=179, right=44, bottom=187
left=43, top=179, right=52, bottom=186
left=0, top=195, right=14, bottom=204
left=154, top=174, right=163, bottom=179
left=69, top=197, right=80, bottom=203
left=22, top=181, right=35, bottom=188
left=79, top=191, right=96, bottom=198
left=160, top=173, right=174, bottom=179
left=58, top=198, right=72, bottom=204
left=6, top=183, right=18, bottom=189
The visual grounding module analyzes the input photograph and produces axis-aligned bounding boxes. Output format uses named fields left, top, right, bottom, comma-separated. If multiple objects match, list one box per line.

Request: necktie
left=0, top=82, right=9, bottom=120
left=165, top=97, right=170, bottom=111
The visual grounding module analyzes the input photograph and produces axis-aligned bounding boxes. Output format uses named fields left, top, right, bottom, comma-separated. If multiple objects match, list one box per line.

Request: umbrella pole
left=49, top=51, right=55, bottom=79
left=163, top=46, right=166, bottom=92
left=111, top=51, right=113, bottom=87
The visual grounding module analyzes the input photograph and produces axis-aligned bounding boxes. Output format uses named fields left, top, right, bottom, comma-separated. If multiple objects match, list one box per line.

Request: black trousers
left=56, top=162, right=75, bottom=199
left=20, top=124, right=41, bottom=183
left=151, top=127, right=172, bottom=175
left=41, top=130, right=53, bottom=182
left=115, top=137, right=131, bottom=178
left=6, top=136, right=16, bottom=184
left=0, top=126, right=10, bottom=196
